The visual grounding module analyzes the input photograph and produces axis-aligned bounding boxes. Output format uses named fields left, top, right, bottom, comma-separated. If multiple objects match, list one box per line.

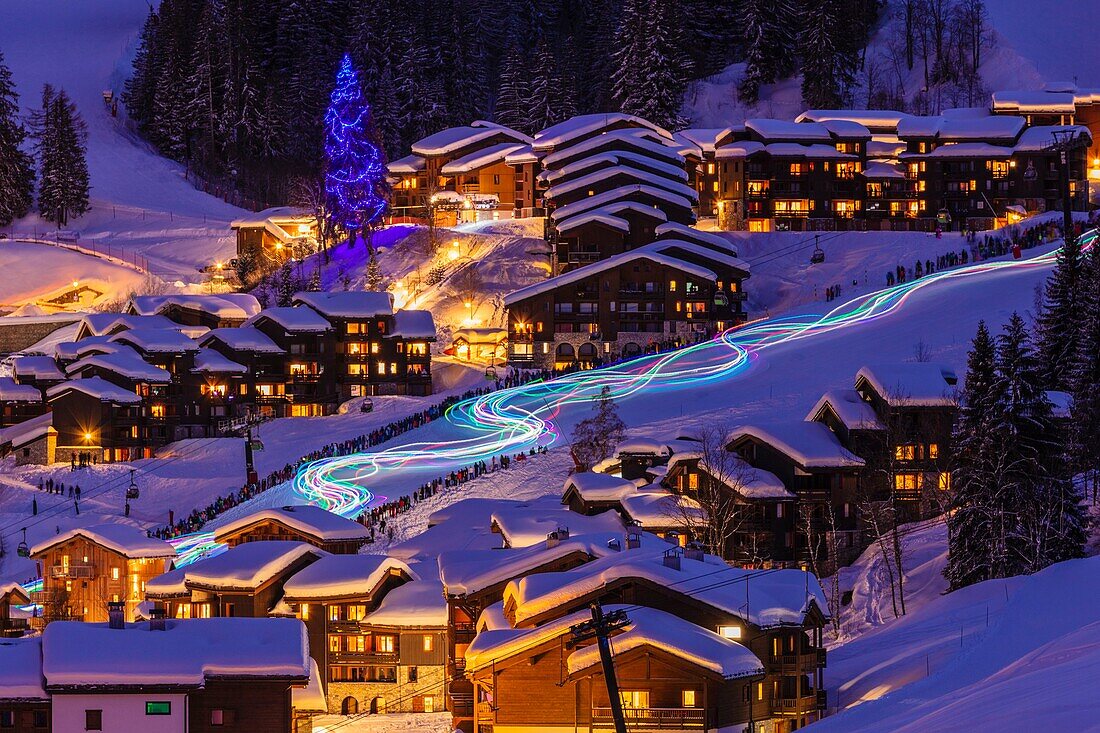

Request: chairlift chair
left=360, top=398, right=374, bottom=413
left=17, top=528, right=29, bottom=558
left=126, top=469, right=139, bottom=500
left=810, top=235, right=826, bottom=265
left=713, top=291, right=730, bottom=307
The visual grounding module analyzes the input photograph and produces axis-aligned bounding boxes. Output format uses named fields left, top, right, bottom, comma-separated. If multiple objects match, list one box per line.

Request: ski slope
left=0, top=0, right=243, bottom=280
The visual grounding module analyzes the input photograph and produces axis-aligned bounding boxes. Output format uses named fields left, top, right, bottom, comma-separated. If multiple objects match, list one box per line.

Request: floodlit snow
left=282, top=554, right=415, bottom=601
left=0, top=242, right=149, bottom=312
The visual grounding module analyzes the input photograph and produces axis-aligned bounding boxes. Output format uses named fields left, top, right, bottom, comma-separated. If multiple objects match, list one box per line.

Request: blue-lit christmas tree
left=323, top=54, right=390, bottom=241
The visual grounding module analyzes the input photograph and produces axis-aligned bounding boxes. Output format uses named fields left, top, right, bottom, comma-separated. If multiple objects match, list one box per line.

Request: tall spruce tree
left=494, top=47, right=529, bottom=132
left=35, top=87, right=90, bottom=227
left=944, top=321, right=1000, bottom=590
left=1071, top=245, right=1100, bottom=498
left=738, top=0, right=799, bottom=105
left=800, top=0, right=856, bottom=109
left=0, top=50, right=35, bottom=226
left=322, top=54, right=390, bottom=237
left=1035, top=232, right=1087, bottom=390
left=528, top=42, right=576, bottom=133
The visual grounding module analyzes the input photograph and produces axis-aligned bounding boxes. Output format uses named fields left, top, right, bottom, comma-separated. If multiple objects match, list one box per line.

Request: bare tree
left=449, top=264, right=487, bottom=323
left=290, top=175, right=338, bottom=261
left=42, top=586, right=73, bottom=624
left=570, top=387, right=627, bottom=471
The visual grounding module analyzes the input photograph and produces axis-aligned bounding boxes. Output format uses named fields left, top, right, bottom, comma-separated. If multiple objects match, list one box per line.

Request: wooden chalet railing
left=592, top=707, right=705, bottom=729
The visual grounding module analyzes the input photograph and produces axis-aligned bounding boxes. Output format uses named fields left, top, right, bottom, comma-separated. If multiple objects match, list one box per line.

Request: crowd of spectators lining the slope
left=148, top=370, right=549, bottom=540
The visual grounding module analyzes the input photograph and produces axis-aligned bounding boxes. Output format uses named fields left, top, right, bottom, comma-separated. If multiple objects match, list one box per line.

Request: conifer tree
left=0, top=50, right=35, bottom=226
left=122, top=8, right=160, bottom=128
left=366, top=249, right=385, bottom=292
left=35, top=87, right=90, bottom=227
left=323, top=54, right=390, bottom=238
left=1071, top=246, right=1100, bottom=498
left=945, top=321, right=1000, bottom=590
left=276, top=261, right=296, bottom=307
left=528, top=42, right=576, bottom=134
left=1036, top=233, right=1086, bottom=390
left=628, top=0, right=691, bottom=130
left=494, top=47, right=529, bottom=132
left=800, top=0, right=856, bottom=109
left=738, top=0, right=799, bottom=104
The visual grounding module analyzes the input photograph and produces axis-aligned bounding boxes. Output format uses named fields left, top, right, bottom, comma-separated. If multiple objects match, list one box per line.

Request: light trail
left=147, top=230, right=1099, bottom=568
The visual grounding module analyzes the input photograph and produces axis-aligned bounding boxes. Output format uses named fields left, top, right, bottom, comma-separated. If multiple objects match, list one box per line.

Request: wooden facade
left=31, top=535, right=171, bottom=625
left=214, top=518, right=367, bottom=555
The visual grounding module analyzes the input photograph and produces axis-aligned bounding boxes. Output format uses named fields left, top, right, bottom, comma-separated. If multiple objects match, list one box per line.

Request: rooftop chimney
left=149, top=607, right=167, bottom=631
left=625, top=531, right=642, bottom=550
left=107, top=601, right=125, bottom=630
left=607, top=538, right=622, bottom=552
left=662, top=547, right=682, bottom=571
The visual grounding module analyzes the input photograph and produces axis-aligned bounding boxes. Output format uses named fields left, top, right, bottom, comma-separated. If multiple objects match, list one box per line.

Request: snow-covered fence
left=1, top=233, right=150, bottom=275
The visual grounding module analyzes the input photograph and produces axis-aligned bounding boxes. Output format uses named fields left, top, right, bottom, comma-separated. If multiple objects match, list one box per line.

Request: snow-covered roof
left=504, top=246, right=716, bottom=306
left=504, top=144, right=539, bottom=164
left=992, top=89, right=1076, bottom=112
left=616, top=437, right=672, bottom=457
left=807, top=389, right=886, bottom=430
left=619, top=490, right=705, bottom=527
left=715, top=140, right=767, bottom=159
left=230, top=206, right=313, bottom=228
left=855, top=364, right=957, bottom=406
left=649, top=239, right=750, bottom=276
left=796, top=109, right=914, bottom=130
left=181, top=541, right=324, bottom=591
left=664, top=451, right=794, bottom=500
left=293, top=659, right=327, bottom=713
left=541, top=129, right=684, bottom=169
left=545, top=165, right=698, bottom=203
left=12, top=355, right=65, bottom=381
left=533, top=113, right=673, bottom=152
left=0, top=376, right=42, bottom=402
left=673, top=128, right=723, bottom=154
left=245, top=306, right=333, bottom=333
left=554, top=202, right=668, bottom=234
left=901, top=115, right=1026, bottom=141
left=68, top=349, right=171, bottom=382
left=42, top=618, right=310, bottom=687
left=129, top=294, right=261, bottom=320
left=0, top=637, right=46, bottom=700
left=46, top=376, right=143, bottom=405
left=504, top=548, right=828, bottom=629
left=1014, top=125, right=1092, bottom=152
left=0, top=581, right=31, bottom=604
left=818, top=119, right=872, bottom=138
left=392, top=309, right=437, bottom=339
left=192, top=348, right=247, bottom=374
left=726, top=422, right=865, bottom=469
left=654, top=223, right=737, bottom=253
left=214, top=505, right=371, bottom=545
left=78, top=313, right=179, bottom=338
left=863, top=161, right=905, bottom=179
left=491, top=502, right=626, bottom=548
left=764, top=143, right=856, bottom=159
left=867, top=140, right=907, bottom=158
left=544, top=151, right=690, bottom=184
left=110, top=328, right=200, bottom=353
left=566, top=606, right=763, bottom=679
left=550, top=184, right=693, bottom=224
left=360, top=578, right=448, bottom=627
left=293, top=290, right=394, bottom=318
left=200, top=326, right=285, bottom=353
left=0, top=412, right=54, bottom=449
left=438, top=531, right=635, bottom=596
left=917, top=142, right=1013, bottom=159
left=282, top=554, right=414, bottom=601
left=440, top=142, right=527, bottom=174
left=144, top=566, right=189, bottom=597
left=897, top=116, right=945, bottom=138
left=466, top=605, right=762, bottom=678
left=31, top=523, right=175, bottom=559
left=387, top=153, right=427, bottom=174
left=452, top=326, right=507, bottom=343
left=746, top=118, right=833, bottom=141
left=411, top=121, right=531, bottom=157
left=563, top=472, right=638, bottom=502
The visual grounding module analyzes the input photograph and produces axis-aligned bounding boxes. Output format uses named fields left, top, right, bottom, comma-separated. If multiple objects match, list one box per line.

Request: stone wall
left=325, top=664, right=447, bottom=714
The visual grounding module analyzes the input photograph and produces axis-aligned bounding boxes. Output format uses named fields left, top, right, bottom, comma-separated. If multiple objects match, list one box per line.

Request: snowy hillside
left=682, top=0, right=1067, bottom=127
left=0, top=0, right=244, bottom=280
left=810, top=555, right=1100, bottom=731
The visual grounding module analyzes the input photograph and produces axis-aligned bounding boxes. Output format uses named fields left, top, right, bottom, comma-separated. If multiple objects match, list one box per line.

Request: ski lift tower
left=1047, top=129, right=1086, bottom=250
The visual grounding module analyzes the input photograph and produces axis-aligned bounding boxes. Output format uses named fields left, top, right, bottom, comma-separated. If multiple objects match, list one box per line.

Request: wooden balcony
left=51, top=563, right=94, bottom=579
left=773, top=694, right=820, bottom=715
left=592, top=707, right=705, bottom=730
left=770, top=649, right=826, bottom=671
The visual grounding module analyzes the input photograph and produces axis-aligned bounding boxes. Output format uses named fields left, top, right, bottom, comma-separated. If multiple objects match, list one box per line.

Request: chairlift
left=16, top=528, right=29, bottom=558
left=713, top=291, right=730, bottom=307
left=360, top=397, right=374, bottom=413
left=810, top=235, right=826, bottom=265
left=126, top=469, right=139, bottom=500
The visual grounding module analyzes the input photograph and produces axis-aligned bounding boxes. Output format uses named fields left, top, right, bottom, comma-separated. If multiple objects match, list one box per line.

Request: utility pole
left=568, top=603, right=630, bottom=733
left=245, top=428, right=258, bottom=484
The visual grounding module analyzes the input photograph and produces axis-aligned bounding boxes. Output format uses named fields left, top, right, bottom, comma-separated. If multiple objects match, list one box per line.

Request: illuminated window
left=408, top=342, right=428, bottom=356
left=347, top=605, right=367, bottom=621
left=789, top=163, right=805, bottom=176
left=371, top=342, right=380, bottom=354
left=894, top=473, right=921, bottom=491
left=756, top=683, right=764, bottom=701
left=348, top=342, right=366, bottom=355
left=894, top=445, right=916, bottom=460
left=111, top=567, right=120, bottom=580
left=688, top=473, right=699, bottom=490
left=150, top=404, right=165, bottom=418
left=377, top=363, right=386, bottom=375
left=938, top=472, right=952, bottom=491
left=718, top=625, right=742, bottom=640
left=620, top=691, right=650, bottom=709
left=347, top=323, right=361, bottom=335
left=390, top=363, right=397, bottom=374
left=376, top=635, right=395, bottom=653
left=348, top=635, right=366, bottom=652
left=682, top=690, right=697, bottom=707
left=928, top=443, right=939, bottom=459
left=423, top=635, right=434, bottom=652
left=300, top=603, right=309, bottom=620
left=329, top=635, right=341, bottom=652
left=707, top=163, right=715, bottom=175
left=669, top=280, right=677, bottom=292
left=329, top=605, right=340, bottom=621
left=348, top=364, right=364, bottom=376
